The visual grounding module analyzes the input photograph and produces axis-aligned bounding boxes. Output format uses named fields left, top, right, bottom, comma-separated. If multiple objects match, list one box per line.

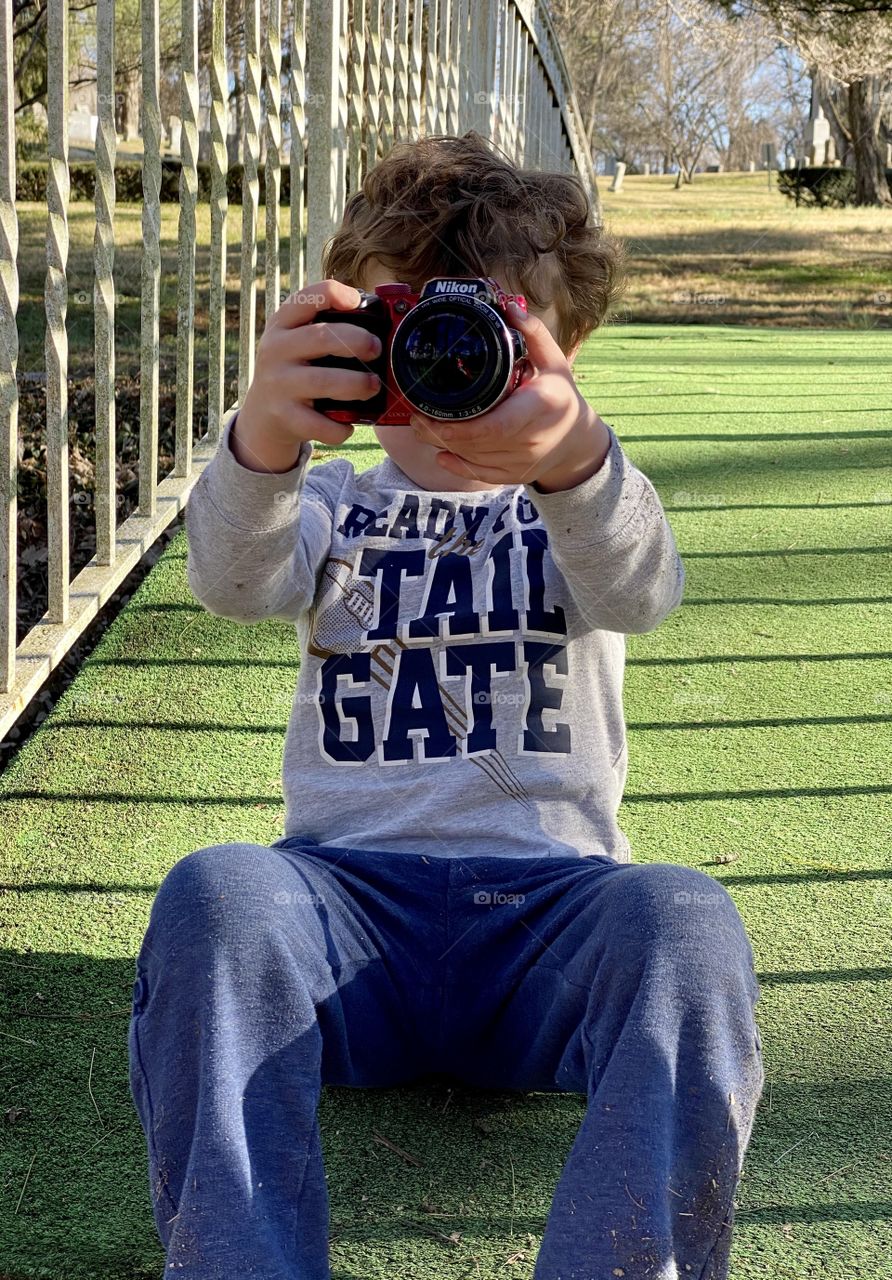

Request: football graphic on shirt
left=307, top=556, right=376, bottom=657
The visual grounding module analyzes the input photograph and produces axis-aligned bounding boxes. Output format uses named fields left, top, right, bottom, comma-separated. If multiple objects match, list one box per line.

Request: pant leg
left=440, top=855, right=765, bottom=1280
left=127, top=838, right=448, bottom=1279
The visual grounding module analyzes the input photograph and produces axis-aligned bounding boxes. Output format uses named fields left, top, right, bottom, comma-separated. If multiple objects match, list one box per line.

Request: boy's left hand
left=407, top=301, right=611, bottom=494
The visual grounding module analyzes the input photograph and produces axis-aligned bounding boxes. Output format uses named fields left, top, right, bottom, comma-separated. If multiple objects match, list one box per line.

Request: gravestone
left=748, top=160, right=756, bottom=172
left=804, top=80, right=832, bottom=165
left=608, top=162, right=626, bottom=192
left=643, top=161, right=651, bottom=175
left=69, top=104, right=97, bottom=144
left=168, top=115, right=182, bottom=155
left=808, top=122, right=831, bottom=164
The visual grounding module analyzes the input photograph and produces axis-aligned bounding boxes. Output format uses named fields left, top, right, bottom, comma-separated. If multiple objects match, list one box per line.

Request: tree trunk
left=116, top=69, right=140, bottom=142
left=234, top=78, right=243, bottom=167
left=848, top=78, right=892, bottom=208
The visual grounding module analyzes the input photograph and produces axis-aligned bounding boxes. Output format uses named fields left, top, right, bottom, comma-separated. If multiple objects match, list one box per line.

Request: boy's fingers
left=278, top=320, right=382, bottom=364
left=299, top=411, right=357, bottom=448
left=293, top=364, right=382, bottom=402
left=271, top=279, right=363, bottom=331
left=507, top=302, right=566, bottom=374
left=411, top=382, right=540, bottom=449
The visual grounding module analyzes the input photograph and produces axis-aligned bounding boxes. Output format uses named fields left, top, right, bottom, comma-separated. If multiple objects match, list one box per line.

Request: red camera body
left=309, top=276, right=530, bottom=425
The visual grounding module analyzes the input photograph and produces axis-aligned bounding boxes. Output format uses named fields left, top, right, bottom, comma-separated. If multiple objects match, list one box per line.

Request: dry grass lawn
left=600, top=171, right=892, bottom=329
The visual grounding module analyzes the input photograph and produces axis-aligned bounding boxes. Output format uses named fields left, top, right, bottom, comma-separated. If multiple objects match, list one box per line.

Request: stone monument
left=803, top=79, right=832, bottom=165
left=167, top=115, right=182, bottom=155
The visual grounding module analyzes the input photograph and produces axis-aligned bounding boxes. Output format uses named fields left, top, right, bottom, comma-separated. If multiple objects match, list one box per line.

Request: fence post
left=504, top=6, right=519, bottom=159
left=288, top=0, right=307, bottom=294
left=238, top=0, right=261, bottom=403
left=0, top=0, right=18, bottom=691
left=424, top=0, right=439, bottom=137
left=139, top=0, right=160, bottom=519
left=447, top=0, right=463, bottom=135
left=394, top=0, right=410, bottom=141
left=336, top=0, right=349, bottom=206
left=93, top=0, right=116, bottom=564
left=366, top=0, right=382, bottom=174
left=46, top=0, right=70, bottom=617
left=469, top=4, right=493, bottom=138
left=175, top=0, right=199, bottom=479
left=408, top=0, right=423, bottom=139
left=347, top=0, right=366, bottom=195
left=436, top=0, right=450, bottom=133
left=208, top=0, right=229, bottom=444
left=381, top=0, right=397, bottom=158
left=307, top=0, right=344, bottom=284
left=263, top=0, right=283, bottom=325
left=517, top=33, right=530, bottom=166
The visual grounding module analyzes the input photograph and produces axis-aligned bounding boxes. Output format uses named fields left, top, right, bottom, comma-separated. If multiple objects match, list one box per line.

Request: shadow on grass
left=622, top=226, right=891, bottom=260
left=4, top=863, right=892, bottom=898
left=24, top=708, right=892, bottom=739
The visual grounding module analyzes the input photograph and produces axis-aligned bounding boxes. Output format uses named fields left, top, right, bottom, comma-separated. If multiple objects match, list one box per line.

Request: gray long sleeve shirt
left=185, top=407, right=685, bottom=862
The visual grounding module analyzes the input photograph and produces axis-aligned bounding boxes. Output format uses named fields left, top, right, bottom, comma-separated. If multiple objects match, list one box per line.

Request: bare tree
left=641, top=0, right=776, bottom=184
left=550, top=0, right=654, bottom=163
left=552, top=0, right=793, bottom=177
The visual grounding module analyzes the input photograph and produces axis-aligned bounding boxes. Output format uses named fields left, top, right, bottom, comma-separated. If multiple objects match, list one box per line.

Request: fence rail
left=1, top=0, right=599, bottom=740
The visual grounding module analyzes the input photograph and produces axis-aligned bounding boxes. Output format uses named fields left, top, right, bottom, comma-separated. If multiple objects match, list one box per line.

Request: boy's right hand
left=233, top=279, right=383, bottom=470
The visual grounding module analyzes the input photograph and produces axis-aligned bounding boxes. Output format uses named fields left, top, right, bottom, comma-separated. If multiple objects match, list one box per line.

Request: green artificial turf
left=2, top=324, right=891, bottom=1279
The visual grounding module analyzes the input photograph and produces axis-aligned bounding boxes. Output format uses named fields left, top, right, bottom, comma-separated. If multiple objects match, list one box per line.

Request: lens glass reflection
left=400, top=314, right=493, bottom=399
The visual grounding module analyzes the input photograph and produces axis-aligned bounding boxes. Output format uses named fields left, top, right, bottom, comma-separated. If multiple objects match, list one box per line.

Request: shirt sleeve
left=527, top=421, right=685, bottom=635
left=184, top=407, right=336, bottom=625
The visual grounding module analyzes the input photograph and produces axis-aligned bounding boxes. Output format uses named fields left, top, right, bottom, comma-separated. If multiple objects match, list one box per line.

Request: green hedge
left=776, top=164, right=892, bottom=208
left=16, top=159, right=295, bottom=204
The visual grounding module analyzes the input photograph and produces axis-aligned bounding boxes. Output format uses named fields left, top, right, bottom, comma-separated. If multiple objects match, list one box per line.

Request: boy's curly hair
left=321, top=131, right=625, bottom=357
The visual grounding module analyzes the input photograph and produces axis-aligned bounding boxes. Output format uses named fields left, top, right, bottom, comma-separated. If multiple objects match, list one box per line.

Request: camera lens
left=390, top=298, right=514, bottom=419
left=403, top=314, right=492, bottom=395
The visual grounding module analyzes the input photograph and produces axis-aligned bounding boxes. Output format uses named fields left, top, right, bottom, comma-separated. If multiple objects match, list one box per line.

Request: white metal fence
left=0, top=0, right=598, bottom=739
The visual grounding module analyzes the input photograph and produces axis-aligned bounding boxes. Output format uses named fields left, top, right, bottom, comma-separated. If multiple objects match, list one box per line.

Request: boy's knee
left=602, top=863, right=754, bottom=967
left=158, top=840, right=263, bottom=892
left=638, top=862, right=738, bottom=915
left=148, top=841, right=280, bottom=936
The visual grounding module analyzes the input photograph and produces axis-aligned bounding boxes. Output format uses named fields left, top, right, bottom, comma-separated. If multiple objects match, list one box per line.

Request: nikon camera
left=309, top=275, right=530, bottom=424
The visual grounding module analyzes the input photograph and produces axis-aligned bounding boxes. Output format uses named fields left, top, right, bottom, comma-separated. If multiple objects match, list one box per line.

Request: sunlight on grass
left=14, top=201, right=305, bottom=379
left=602, top=173, right=891, bottom=329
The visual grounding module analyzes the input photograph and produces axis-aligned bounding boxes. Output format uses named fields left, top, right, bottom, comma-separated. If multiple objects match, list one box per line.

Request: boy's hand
left=408, top=301, right=611, bottom=494
left=234, top=279, right=383, bottom=469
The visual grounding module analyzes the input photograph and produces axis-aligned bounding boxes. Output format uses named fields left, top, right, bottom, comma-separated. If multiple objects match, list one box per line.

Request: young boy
left=128, top=132, right=764, bottom=1280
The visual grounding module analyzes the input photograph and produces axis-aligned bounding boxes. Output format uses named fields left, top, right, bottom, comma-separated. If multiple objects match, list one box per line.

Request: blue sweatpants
left=128, top=837, right=765, bottom=1279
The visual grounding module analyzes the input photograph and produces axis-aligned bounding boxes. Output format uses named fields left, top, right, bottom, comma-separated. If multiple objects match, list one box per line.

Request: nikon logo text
left=434, top=280, right=481, bottom=294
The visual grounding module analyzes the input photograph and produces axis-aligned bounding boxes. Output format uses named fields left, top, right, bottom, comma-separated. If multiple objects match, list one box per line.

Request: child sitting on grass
left=128, top=130, right=764, bottom=1280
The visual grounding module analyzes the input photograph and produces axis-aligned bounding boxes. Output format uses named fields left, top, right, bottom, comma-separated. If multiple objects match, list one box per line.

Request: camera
left=309, top=276, right=530, bottom=424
